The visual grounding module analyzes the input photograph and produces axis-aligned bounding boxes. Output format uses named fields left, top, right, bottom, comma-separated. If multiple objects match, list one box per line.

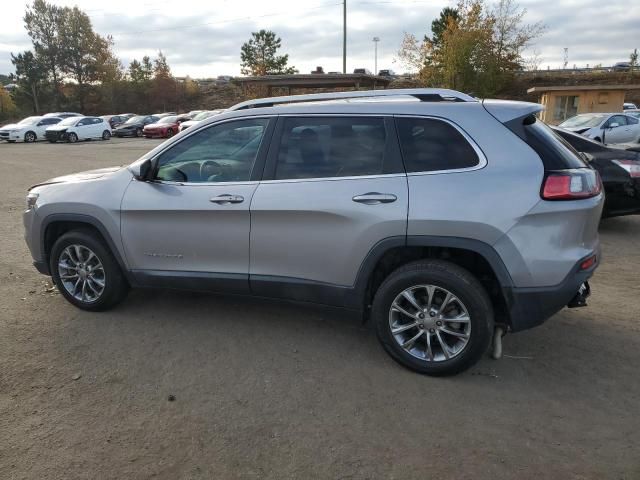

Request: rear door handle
left=352, top=192, right=397, bottom=205
left=210, top=194, right=244, bottom=204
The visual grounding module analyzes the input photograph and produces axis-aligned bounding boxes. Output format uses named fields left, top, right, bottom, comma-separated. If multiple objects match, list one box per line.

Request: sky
left=0, top=0, right=639, bottom=78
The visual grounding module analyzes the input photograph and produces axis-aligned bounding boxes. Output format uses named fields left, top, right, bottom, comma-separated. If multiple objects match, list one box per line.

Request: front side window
left=607, top=115, right=627, bottom=127
left=155, top=118, right=270, bottom=183
left=396, top=117, right=480, bottom=173
left=274, top=117, right=388, bottom=180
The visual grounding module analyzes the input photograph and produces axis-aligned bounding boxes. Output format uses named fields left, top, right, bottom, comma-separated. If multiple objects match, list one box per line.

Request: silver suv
left=23, top=89, right=603, bottom=375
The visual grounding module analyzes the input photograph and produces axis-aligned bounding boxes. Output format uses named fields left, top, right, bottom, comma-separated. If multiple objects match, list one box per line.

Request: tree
left=0, top=88, right=18, bottom=122
left=10, top=50, right=47, bottom=113
left=631, top=49, right=638, bottom=73
left=59, top=6, right=113, bottom=111
left=152, top=51, right=176, bottom=111
left=240, top=30, right=297, bottom=76
left=24, top=0, right=65, bottom=109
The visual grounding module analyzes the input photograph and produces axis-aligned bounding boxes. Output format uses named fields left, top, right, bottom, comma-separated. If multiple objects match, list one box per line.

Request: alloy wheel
left=58, top=244, right=106, bottom=303
left=25, top=132, right=36, bottom=143
left=388, top=285, right=471, bottom=362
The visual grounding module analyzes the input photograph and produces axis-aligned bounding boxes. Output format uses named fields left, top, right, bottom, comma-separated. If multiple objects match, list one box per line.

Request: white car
left=623, top=102, right=638, bottom=110
left=558, top=113, right=640, bottom=144
left=0, top=116, right=62, bottom=143
left=45, top=116, right=112, bottom=143
left=178, top=110, right=224, bottom=132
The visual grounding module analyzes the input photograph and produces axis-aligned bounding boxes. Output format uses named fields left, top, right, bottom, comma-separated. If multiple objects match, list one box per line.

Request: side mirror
left=607, top=122, right=620, bottom=129
left=132, top=159, right=153, bottom=181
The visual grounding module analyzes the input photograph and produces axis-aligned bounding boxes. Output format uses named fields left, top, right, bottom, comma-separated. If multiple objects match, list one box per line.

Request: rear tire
left=50, top=230, right=129, bottom=311
left=102, top=130, right=111, bottom=140
left=372, top=260, right=494, bottom=376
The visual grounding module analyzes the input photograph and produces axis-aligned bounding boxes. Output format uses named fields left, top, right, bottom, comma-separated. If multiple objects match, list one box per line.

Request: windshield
left=18, top=116, right=41, bottom=125
left=158, top=116, right=178, bottom=124
left=193, top=111, right=214, bottom=121
left=125, top=116, right=145, bottom=124
left=59, top=117, right=80, bottom=126
left=560, top=114, right=606, bottom=128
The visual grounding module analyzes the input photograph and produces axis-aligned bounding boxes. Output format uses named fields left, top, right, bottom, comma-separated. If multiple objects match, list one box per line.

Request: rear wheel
left=24, top=131, right=36, bottom=143
left=67, top=132, right=78, bottom=143
left=372, top=260, right=493, bottom=376
left=50, top=230, right=129, bottom=311
left=102, top=130, right=111, bottom=140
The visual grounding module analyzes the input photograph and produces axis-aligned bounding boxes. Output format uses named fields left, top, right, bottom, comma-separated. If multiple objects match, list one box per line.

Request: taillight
left=541, top=169, right=602, bottom=200
left=612, top=160, right=640, bottom=178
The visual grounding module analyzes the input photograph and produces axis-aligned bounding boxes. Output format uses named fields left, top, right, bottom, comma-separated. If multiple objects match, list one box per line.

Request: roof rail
left=228, top=88, right=477, bottom=110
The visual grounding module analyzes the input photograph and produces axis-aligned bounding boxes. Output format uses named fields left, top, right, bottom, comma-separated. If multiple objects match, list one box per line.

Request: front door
left=249, top=116, right=408, bottom=306
left=121, top=117, right=274, bottom=293
left=604, top=115, right=629, bottom=143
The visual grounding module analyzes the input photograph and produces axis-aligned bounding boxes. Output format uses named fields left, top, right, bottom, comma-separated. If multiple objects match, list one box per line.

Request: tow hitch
left=568, top=281, right=591, bottom=308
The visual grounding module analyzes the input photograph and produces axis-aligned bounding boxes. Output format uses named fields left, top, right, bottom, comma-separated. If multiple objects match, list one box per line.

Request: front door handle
left=210, top=194, right=244, bottom=204
left=352, top=192, right=397, bottom=205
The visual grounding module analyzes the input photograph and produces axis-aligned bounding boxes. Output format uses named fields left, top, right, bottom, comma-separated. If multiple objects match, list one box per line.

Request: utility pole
left=343, top=0, right=347, bottom=74
left=373, top=36, right=380, bottom=75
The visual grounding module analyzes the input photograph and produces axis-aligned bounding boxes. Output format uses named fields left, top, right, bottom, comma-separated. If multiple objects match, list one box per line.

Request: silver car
left=23, top=89, right=604, bottom=375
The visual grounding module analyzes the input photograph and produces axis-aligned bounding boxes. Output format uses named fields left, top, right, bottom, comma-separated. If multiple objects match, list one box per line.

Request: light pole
left=373, top=36, right=380, bottom=75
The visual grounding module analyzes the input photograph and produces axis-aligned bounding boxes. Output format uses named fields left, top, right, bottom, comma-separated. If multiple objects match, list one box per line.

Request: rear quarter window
left=519, top=116, right=586, bottom=170
left=395, top=117, right=480, bottom=173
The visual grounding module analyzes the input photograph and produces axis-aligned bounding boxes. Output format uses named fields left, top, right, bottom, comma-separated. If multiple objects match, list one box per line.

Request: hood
left=116, top=122, right=141, bottom=130
left=30, top=166, right=124, bottom=189
left=561, top=126, right=592, bottom=134
left=46, top=125, right=70, bottom=132
left=144, top=122, right=165, bottom=129
left=0, top=123, right=22, bottom=131
left=180, top=120, right=197, bottom=127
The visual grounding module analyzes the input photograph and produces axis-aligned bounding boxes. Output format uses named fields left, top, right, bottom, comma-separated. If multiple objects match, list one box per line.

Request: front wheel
left=102, top=130, right=111, bottom=140
left=67, top=132, right=78, bottom=143
left=50, top=230, right=129, bottom=311
left=24, top=131, right=36, bottom=143
left=166, top=128, right=174, bottom=138
left=372, top=260, right=494, bottom=376
left=135, top=128, right=143, bottom=137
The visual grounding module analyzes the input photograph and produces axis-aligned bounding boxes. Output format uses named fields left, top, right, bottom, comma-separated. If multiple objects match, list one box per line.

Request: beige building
left=527, top=85, right=640, bottom=124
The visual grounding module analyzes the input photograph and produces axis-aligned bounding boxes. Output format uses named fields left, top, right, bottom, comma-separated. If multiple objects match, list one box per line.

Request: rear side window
left=519, top=116, right=586, bottom=170
left=627, top=115, right=639, bottom=125
left=395, top=117, right=480, bottom=173
left=274, top=117, right=393, bottom=180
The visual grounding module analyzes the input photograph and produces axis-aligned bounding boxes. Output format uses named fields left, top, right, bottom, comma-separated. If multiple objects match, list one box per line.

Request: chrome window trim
left=394, top=114, right=488, bottom=176
left=258, top=173, right=407, bottom=185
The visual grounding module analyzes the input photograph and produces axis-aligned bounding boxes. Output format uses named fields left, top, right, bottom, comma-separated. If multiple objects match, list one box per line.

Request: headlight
left=26, top=192, right=39, bottom=210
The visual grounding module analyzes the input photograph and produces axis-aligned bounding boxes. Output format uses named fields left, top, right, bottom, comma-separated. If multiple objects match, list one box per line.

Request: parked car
left=552, top=126, right=640, bottom=218
left=0, top=116, right=62, bottom=143
left=154, top=112, right=177, bottom=119
left=143, top=115, right=189, bottom=138
left=23, top=88, right=603, bottom=376
left=378, top=69, right=395, bottom=77
left=625, top=109, right=640, bottom=119
left=353, top=68, right=372, bottom=75
left=558, top=113, right=640, bottom=144
left=101, top=115, right=130, bottom=130
left=113, top=115, right=159, bottom=138
left=179, top=110, right=223, bottom=132
left=623, top=103, right=638, bottom=110
left=45, top=116, right=111, bottom=143
left=43, top=112, right=82, bottom=119
left=613, top=62, right=631, bottom=72
left=186, top=110, right=205, bottom=119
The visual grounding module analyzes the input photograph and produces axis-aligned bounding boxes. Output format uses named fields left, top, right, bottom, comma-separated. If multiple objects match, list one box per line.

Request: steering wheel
left=200, top=160, right=223, bottom=181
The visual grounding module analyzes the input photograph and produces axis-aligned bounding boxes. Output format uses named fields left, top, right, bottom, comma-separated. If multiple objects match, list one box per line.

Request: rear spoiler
left=481, top=99, right=544, bottom=123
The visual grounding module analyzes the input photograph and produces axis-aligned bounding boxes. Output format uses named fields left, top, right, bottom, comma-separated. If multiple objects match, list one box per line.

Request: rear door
left=249, top=115, right=408, bottom=306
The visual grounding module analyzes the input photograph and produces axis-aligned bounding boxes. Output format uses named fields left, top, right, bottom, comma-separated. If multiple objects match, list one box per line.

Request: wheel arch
left=353, top=236, right=515, bottom=326
left=41, top=214, right=131, bottom=281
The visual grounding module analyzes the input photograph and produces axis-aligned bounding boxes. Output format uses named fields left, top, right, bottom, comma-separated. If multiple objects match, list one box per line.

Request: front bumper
left=0, top=131, right=22, bottom=141
left=114, top=130, right=135, bottom=137
left=45, top=131, right=67, bottom=142
left=506, top=255, right=598, bottom=332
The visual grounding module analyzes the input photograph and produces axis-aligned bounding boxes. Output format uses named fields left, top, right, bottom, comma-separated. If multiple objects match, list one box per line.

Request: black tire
left=24, top=131, right=36, bottom=143
left=372, top=260, right=494, bottom=376
left=166, top=128, right=174, bottom=138
left=102, top=130, right=111, bottom=140
left=67, top=132, right=78, bottom=143
left=135, top=128, right=143, bottom=137
left=50, top=230, right=129, bottom=311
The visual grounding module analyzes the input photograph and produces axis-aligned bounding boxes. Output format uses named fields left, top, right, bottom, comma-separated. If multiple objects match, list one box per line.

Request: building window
left=598, top=92, right=609, bottom=104
left=553, top=95, right=579, bottom=121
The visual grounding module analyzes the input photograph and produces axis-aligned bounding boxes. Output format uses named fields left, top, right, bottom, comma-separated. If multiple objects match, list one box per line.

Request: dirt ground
left=0, top=138, right=639, bottom=480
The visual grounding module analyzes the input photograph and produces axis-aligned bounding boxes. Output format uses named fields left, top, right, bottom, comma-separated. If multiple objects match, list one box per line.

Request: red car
left=143, top=115, right=189, bottom=139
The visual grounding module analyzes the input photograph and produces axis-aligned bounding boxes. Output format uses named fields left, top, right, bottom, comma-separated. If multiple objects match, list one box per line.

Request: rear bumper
left=507, top=255, right=598, bottom=332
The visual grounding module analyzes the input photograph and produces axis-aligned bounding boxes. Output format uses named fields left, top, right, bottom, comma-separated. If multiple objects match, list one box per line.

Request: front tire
left=135, top=128, right=143, bottom=137
left=166, top=128, right=174, bottom=138
left=372, top=260, right=494, bottom=376
left=50, top=230, right=129, bottom=311
left=24, top=131, right=36, bottom=143
left=67, top=132, right=78, bottom=143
